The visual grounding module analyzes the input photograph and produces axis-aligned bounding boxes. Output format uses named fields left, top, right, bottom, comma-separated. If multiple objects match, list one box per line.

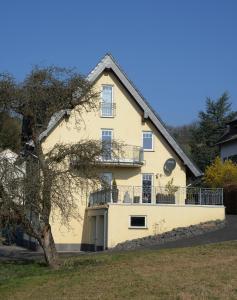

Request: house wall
left=220, top=140, right=237, bottom=159
left=107, top=204, right=225, bottom=248
left=51, top=202, right=225, bottom=251
left=42, top=70, right=188, bottom=249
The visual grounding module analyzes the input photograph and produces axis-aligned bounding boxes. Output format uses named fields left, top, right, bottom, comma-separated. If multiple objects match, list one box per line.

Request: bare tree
left=0, top=67, right=107, bottom=268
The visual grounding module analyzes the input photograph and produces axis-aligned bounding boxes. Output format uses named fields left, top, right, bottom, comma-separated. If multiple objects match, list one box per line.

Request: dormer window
left=100, top=85, right=115, bottom=117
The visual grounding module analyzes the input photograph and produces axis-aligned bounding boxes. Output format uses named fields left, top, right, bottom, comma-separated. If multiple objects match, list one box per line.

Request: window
left=143, top=131, right=153, bottom=150
left=101, top=129, right=113, bottom=160
left=101, top=85, right=113, bottom=117
left=101, top=172, right=112, bottom=186
left=142, top=174, right=153, bottom=203
left=129, top=216, right=147, bottom=228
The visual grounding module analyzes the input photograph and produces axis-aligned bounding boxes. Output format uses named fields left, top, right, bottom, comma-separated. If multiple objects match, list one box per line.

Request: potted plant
left=112, top=178, right=119, bottom=203
left=164, top=178, right=178, bottom=204
left=156, top=178, right=178, bottom=204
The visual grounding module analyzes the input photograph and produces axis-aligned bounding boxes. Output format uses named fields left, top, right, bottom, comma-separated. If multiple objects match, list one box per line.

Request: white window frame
left=101, top=129, right=113, bottom=141
left=142, top=131, right=154, bottom=151
left=100, top=172, right=113, bottom=203
left=101, top=129, right=113, bottom=160
left=129, top=215, right=147, bottom=229
left=141, top=173, right=154, bottom=204
left=100, top=84, right=114, bottom=118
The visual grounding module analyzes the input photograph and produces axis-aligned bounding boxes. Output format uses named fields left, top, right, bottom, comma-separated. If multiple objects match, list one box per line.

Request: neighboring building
left=217, top=117, right=237, bottom=214
left=41, top=54, right=225, bottom=251
left=217, top=117, right=237, bottom=163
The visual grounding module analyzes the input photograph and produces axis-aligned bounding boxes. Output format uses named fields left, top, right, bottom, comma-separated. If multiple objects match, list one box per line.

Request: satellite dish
left=164, top=158, right=176, bottom=176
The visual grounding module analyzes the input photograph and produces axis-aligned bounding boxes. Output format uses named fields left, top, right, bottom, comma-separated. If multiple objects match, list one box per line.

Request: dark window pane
left=143, top=132, right=153, bottom=150
left=101, top=86, right=113, bottom=117
left=102, top=86, right=112, bottom=103
left=130, top=216, right=145, bottom=227
left=102, top=130, right=112, bottom=159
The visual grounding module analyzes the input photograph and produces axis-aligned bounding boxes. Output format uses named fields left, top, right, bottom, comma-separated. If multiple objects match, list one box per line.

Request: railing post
left=140, top=186, right=142, bottom=204
left=132, top=146, right=134, bottom=164
left=151, top=186, right=154, bottom=204
left=133, top=186, right=134, bottom=204
left=221, top=188, right=224, bottom=206
left=199, top=188, right=202, bottom=205
left=177, top=187, right=179, bottom=205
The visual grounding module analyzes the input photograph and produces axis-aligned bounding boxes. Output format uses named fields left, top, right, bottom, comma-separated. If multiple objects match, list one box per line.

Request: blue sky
left=0, top=0, right=237, bottom=126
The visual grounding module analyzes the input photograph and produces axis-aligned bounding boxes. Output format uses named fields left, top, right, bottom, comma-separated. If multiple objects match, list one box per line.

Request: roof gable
left=40, top=53, right=202, bottom=177
left=88, top=54, right=202, bottom=177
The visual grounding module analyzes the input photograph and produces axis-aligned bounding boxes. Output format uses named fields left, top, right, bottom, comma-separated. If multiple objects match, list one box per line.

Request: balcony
left=97, top=143, right=144, bottom=167
left=89, top=186, right=223, bottom=207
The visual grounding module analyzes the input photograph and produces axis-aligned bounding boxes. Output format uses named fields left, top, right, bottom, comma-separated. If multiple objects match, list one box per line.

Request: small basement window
left=129, top=216, right=147, bottom=228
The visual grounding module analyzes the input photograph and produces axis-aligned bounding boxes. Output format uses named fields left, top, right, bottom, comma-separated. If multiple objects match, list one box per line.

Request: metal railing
left=100, top=102, right=116, bottom=117
left=89, top=186, right=223, bottom=206
left=98, top=143, right=144, bottom=166
left=182, top=187, right=223, bottom=205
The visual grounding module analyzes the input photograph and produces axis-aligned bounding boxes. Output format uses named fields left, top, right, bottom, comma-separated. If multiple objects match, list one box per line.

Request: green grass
left=1, top=241, right=237, bottom=299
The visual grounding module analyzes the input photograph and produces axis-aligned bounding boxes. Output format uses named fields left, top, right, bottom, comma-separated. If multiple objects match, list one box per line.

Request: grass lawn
left=0, top=241, right=237, bottom=300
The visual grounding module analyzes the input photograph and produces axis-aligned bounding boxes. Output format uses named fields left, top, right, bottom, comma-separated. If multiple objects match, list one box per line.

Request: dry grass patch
left=0, top=241, right=237, bottom=299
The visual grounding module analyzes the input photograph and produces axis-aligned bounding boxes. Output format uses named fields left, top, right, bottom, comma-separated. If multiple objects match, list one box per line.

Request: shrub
left=204, top=157, right=237, bottom=190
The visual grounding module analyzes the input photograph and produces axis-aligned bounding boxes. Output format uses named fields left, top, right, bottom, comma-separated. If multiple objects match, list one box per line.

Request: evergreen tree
left=190, top=92, right=237, bottom=171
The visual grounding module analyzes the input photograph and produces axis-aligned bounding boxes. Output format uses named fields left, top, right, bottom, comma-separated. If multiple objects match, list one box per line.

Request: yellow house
left=41, top=54, right=225, bottom=251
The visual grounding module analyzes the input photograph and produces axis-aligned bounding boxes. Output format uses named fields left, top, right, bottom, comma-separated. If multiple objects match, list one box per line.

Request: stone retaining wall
left=112, top=219, right=225, bottom=251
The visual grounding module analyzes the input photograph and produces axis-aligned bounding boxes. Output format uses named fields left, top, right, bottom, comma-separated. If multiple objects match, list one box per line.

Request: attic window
left=101, top=85, right=115, bottom=117
left=143, top=131, right=153, bottom=151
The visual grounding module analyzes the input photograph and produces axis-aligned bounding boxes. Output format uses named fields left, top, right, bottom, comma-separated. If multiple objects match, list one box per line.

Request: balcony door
left=142, top=174, right=153, bottom=203
left=101, top=172, right=113, bottom=203
left=102, top=129, right=112, bottom=160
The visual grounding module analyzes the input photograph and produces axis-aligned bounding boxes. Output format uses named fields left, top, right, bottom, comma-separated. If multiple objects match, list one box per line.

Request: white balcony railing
left=98, top=144, right=144, bottom=167
left=89, top=186, right=223, bottom=207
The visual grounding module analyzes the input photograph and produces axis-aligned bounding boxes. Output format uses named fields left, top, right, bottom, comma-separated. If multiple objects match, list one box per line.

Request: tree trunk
left=41, top=224, right=60, bottom=269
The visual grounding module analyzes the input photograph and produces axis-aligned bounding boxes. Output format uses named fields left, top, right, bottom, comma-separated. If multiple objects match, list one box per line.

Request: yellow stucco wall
left=107, top=204, right=225, bottom=248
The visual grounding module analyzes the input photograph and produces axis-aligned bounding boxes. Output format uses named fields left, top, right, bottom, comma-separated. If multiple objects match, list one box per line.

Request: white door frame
left=141, top=173, right=154, bottom=204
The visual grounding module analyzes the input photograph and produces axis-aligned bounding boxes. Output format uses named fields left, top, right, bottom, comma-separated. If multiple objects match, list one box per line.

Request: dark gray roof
left=39, top=110, right=71, bottom=141
left=217, top=116, right=237, bottom=145
left=227, top=116, right=237, bottom=124
left=40, top=54, right=202, bottom=177
left=217, top=134, right=237, bottom=144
